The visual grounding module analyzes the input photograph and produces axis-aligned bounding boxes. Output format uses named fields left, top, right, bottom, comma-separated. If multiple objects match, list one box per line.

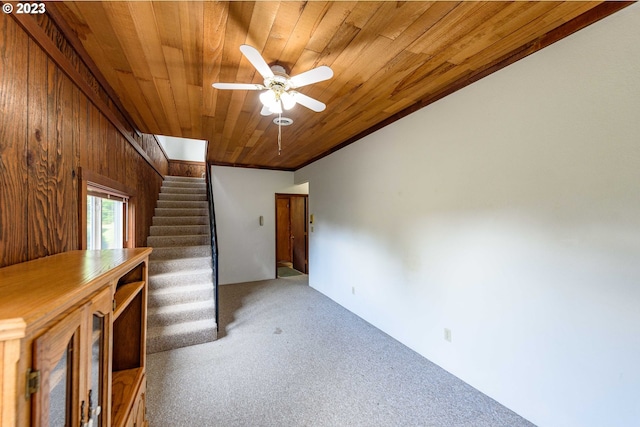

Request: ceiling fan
left=212, top=45, right=333, bottom=116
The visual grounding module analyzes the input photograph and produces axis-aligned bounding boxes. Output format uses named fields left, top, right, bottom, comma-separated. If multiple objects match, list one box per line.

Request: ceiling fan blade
left=291, top=92, right=326, bottom=112
left=212, top=83, right=265, bottom=90
left=240, top=45, right=274, bottom=79
left=289, top=66, right=333, bottom=89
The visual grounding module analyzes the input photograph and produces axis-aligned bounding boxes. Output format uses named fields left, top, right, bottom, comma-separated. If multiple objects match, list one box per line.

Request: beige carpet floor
left=146, top=276, right=535, bottom=426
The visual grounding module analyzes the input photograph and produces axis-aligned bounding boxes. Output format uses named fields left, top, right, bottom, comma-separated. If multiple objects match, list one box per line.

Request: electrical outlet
left=444, top=328, right=452, bottom=342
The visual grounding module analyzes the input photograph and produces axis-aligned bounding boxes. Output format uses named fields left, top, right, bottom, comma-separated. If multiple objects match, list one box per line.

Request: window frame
left=78, top=168, right=136, bottom=250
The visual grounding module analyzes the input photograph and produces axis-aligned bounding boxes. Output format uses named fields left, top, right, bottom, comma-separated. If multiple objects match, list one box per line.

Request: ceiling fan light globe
left=259, top=90, right=277, bottom=107
left=281, top=92, right=296, bottom=110
left=269, top=100, right=283, bottom=114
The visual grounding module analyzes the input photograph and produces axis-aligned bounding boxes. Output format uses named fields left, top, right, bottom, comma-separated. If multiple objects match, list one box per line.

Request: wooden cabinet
left=0, top=249, right=151, bottom=427
left=124, top=379, right=147, bottom=427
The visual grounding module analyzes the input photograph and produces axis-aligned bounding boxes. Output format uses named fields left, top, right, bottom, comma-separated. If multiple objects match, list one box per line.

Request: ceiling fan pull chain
left=278, top=112, right=282, bottom=155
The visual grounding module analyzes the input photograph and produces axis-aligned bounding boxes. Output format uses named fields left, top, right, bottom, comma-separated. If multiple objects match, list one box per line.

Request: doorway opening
left=275, top=194, right=308, bottom=277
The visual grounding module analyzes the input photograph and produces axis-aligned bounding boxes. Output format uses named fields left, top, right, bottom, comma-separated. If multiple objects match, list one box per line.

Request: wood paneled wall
left=168, top=160, right=206, bottom=178
left=0, top=13, right=169, bottom=268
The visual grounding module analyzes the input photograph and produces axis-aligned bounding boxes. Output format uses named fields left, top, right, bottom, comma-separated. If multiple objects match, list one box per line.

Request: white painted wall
left=212, top=166, right=303, bottom=284
left=296, top=5, right=640, bottom=427
left=279, top=182, right=309, bottom=195
left=156, top=135, right=206, bottom=161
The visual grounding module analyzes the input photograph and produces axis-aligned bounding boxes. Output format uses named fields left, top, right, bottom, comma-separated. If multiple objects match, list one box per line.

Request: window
left=79, top=168, right=135, bottom=250
left=86, top=193, right=126, bottom=250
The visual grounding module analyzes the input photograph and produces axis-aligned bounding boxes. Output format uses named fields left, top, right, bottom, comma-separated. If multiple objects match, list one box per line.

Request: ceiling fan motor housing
left=265, top=65, right=291, bottom=93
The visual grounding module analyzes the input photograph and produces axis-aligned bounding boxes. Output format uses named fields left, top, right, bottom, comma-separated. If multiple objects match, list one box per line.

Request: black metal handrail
left=204, top=162, right=220, bottom=332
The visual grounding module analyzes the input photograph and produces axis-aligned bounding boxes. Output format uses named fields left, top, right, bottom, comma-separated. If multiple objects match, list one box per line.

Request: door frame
left=274, top=193, right=308, bottom=276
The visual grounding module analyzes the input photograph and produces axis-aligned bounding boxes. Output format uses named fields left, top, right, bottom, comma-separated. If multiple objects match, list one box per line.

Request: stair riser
left=159, top=193, right=207, bottom=201
left=149, top=271, right=213, bottom=290
left=160, top=186, right=206, bottom=195
left=162, top=182, right=206, bottom=189
left=147, top=235, right=210, bottom=247
left=148, top=287, right=213, bottom=307
left=154, top=208, right=209, bottom=217
left=149, top=225, right=210, bottom=236
left=148, top=306, right=215, bottom=327
left=149, top=245, right=211, bottom=261
left=147, top=326, right=217, bottom=354
left=150, top=246, right=211, bottom=260
left=149, top=258, right=212, bottom=274
left=152, top=216, right=209, bottom=226
left=164, top=176, right=205, bottom=183
left=156, top=200, right=208, bottom=209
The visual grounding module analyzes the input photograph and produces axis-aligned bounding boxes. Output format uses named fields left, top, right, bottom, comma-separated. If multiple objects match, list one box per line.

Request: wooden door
left=291, top=196, right=308, bottom=274
left=276, top=197, right=291, bottom=263
left=275, top=194, right=308, bottom=274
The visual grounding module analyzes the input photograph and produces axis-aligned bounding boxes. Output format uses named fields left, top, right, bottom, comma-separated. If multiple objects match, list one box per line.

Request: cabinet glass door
left=48, top=341, right=72, bottom=426
left=87, top=287, right=112, bottom=427
left=33, top=309, right=83, bottom=427
left=89, top=314, right=104, bottom=426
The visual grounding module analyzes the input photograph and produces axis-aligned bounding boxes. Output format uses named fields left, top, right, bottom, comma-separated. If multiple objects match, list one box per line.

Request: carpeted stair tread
left=147, top=234, right=210, bottom=247
left=161, top=184, right=206, bottom=192
left=161, top=180, right=206, bottom=187
left=149, top=270, right=213, bottom=289
left=149, top=268, right=213, bottom=291
left=157, top=200, right=209, bottom=209
left=150, top=245, right=211, bottom=260
left=147, top=319, right=217, bottom=353
left=152, top=216, right=209, bottom=226
left=159, top=181, right=204, bottom=187
left=160, top=186, right=206, bottom=195
left=148, top=283, right=213, bottom=307
left=149, top=224, right=210, bottom=236
left=150, top=256, right=211, bottom=271
left=148, top=300, right=215, bottom=326
left=154, top=207, right=209, bottom=217
left=159, top=193, right=207, bottom=201
left=164, top=176, right=204, bottom=182
left=149, top=299, right=215, bottom=315
left=148, top=281, right=212, bottom=295
left=148, top=318, right=216, bottom=338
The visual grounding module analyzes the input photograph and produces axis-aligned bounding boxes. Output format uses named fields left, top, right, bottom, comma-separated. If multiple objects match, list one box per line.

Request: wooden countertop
left=0, top=248, right=152, bottom=334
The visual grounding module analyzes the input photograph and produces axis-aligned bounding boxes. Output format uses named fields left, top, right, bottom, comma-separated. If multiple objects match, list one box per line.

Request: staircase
left=146, top=175, right=217, bottom=354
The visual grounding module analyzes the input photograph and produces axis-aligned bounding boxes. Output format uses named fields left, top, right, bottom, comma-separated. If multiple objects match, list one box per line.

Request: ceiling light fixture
left=273, top=117, right=293, bottom=126
left=212, top=45, right=333, bottom=155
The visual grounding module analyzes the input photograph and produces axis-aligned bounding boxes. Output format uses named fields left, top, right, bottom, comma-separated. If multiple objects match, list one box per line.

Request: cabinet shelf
left=114, top=281, right=144, bottom=319
left=112, top=367, right=144, bottom=427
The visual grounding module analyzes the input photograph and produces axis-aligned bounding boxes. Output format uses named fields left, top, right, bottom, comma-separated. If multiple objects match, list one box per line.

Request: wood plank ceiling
left=51, top=1, right=626, bottom=170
